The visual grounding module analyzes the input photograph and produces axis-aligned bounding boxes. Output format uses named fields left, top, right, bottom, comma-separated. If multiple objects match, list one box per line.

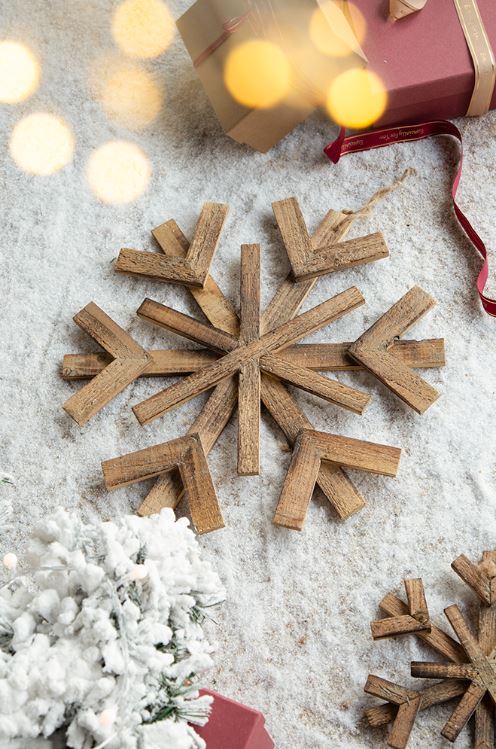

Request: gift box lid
left=353, top=0, right=496, bottom=115
left=196, top=689, right=275, bottom=748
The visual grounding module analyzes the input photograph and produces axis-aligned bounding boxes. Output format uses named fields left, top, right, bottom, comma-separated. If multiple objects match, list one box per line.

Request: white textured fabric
left=1, top=1, right=496, bottom=747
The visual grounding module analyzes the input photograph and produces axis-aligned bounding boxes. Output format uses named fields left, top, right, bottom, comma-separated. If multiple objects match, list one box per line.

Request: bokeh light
left=98, top=63, right=164, bottom=128
left=86, top=140, right=151, bottom=204
left=112, top=0, right=175, bottom=59
left=309, top=2, right=366, bottom=57
left=224, top=40, right=292, bottom=109
left=0, top=41, right=40, bottom=103
left=10, top=113, right=74, bottom=175
left=326, top=68, right=387, bottom=129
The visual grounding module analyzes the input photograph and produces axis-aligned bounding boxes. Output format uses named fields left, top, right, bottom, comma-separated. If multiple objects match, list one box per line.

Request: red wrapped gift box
left=351, top=0, right=496, bottom=125
left=196, top=690, right=274, bottom=748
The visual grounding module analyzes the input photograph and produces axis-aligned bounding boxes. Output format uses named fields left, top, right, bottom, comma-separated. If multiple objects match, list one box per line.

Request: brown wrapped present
left=176, top=0, right=366, bottom=151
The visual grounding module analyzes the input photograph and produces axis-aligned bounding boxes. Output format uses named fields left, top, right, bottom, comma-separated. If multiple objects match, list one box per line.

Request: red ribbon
left=324, top=122, right=496, bottom=318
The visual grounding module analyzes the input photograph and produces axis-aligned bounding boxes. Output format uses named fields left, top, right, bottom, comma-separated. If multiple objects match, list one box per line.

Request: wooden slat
left=177, top=436, right=225, bottom=534
left=271, top=197, right=313, bottom=274
left=441, top=682, right=486, bottom=742
left=312, top=430, right=401, bottom=476
left=297, top=232, right=388, bottom=281
left=379, top=592, right=465, bottom=662
left=185, top=202, right=229, bottom=284
left=364, top=675, right=418, bottom=705
left=371, top=615, right=430, bottom=640
left=238, top=360, right=260, bottom=475
left=452, top=553, right=493, bottom=605
left=63, top=303, right=150, bottom=426
left=272, top=430, right=321, bottom=530
left=389, top=697, right=421, bottom=749
left=260, top=353, right=370, bottom=414
left=115, top=203, right=228, bottom=288
left=277, top=338, right=446, bottom=371
left=238, top=245, right=261, bottom=475
left=272, top=197, right=389, bottom=281
left=62, top=349, right=217, bottom=379
left=410, top=662, right=476, bottom=680
left=153, top=218, right=239, bottom=334
left=102, top=434, right=224, bottom=534
left=348, top=286, right=441, bottom=414
left=137, top=299, right=238, bottom=353
left=405, top=578, right=429, bottom=623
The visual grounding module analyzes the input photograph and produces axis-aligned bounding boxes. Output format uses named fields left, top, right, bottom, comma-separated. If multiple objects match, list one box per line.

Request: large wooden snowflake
left=62, top=197, right=445, bottom=534
left=365, top=551, right=496, bottom=748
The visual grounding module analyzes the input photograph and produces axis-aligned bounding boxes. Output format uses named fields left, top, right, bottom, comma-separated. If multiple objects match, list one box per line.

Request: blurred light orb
left=3, top=553, right=17, bottom=571
left=309, top=2, right=366, bottom=57
left=87, top=140, right=151, bottom=204
left=112, top=0, right=175, bottom=59
left=0, top=41, right=40, bottom=103
left=326, top=68, right=387, bottom=128
left=224, top=40, right=291, bottom=109
left=10, top=113, right=74, bottom=175
left=99, top=64, right=163, bottom=128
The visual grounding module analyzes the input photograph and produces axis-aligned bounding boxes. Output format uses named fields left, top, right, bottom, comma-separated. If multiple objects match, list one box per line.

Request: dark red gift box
left=352, top=0, right=496, bottom=126
left=196, top=690, right=275, bottom=748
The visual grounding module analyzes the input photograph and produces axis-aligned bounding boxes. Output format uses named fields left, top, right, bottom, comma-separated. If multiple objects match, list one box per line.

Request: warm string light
left=86, top=140, right=152, bottom=204
left=9, top=113, right=74, bottom=175
left=112, top=0, right=175, bottom=58
left=0, top=41, right=40, bottom=103
left=96, top=61, right=164, bottom=129
left=224, top=39, right=292, bottom=109
left=326, top=68, right=387, bottom=128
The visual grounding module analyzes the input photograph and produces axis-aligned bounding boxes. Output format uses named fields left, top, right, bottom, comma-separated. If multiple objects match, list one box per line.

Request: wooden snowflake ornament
left=62, top=193, right=445, bottom=533
left=364, top=551, right=496, bottom=748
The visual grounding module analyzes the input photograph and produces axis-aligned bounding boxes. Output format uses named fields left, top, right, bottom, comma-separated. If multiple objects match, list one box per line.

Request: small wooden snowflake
left=364, top=551, right=496, bottom=748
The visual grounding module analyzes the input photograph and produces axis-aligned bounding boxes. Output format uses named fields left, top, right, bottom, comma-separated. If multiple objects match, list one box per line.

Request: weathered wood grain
left=348, top=286, right=442, bottom=414
left=115, top=203, right=228, bottom=288
left=273, top=429, right=400, bottom=530
left=137, top=298, right=238, bottom=353
left=62, top=349, right=217, bottom=379
left=102, top=433, right=224, bottom=534
left=63, top=303, right=150, bottom=426
left=238, top=244, right=261, bottom=475
left=277, top=338, right=445, bottom=371
left=260, top=353, right=370, bottom=414
left=405, top=578, right=429, bottom=624
left=132, top=287, right=365, bottom=425
left=272, top=196, right=389, bottom=281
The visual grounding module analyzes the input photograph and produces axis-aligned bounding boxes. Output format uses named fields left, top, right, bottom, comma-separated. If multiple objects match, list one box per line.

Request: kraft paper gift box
left=195, top=690, right=274, bottom=748
left=352, top=0, right=496, bottom=126
left=176, top=0, right=366, bottom=152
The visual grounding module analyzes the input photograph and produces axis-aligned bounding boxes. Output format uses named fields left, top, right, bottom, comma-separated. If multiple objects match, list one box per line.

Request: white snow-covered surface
left=1, top=1, right=496, bottom=747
